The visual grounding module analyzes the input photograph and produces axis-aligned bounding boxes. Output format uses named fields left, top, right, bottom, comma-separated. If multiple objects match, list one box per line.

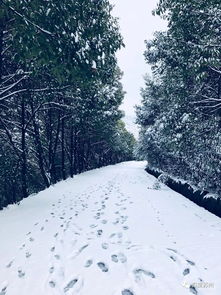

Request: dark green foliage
left=0, top=0, right=135, bottom=208
left=136, top=0, right=221, bottom=194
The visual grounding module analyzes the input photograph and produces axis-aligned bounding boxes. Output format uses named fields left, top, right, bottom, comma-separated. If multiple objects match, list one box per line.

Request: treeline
left=136, top=0, right=221, bottom=194
left=0, top=0, right=135, bottom=208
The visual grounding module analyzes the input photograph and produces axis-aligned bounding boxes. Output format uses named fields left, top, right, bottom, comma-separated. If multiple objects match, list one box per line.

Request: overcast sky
left=110, top=0, right=167, bottom=117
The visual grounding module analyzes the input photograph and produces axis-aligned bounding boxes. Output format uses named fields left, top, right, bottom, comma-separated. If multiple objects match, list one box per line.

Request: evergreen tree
left=136, top=0, right=221, bottom=194
left=0, top=0, right=135, bottom=208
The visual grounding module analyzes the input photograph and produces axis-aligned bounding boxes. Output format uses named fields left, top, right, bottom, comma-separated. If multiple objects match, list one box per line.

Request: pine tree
left=136, top=0, right=221, bottom=194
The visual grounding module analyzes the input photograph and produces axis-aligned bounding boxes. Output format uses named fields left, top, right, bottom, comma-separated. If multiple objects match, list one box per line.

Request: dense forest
left=0, top=0, right=135, bottom=208
left=136, top=0, right=221, bottom=195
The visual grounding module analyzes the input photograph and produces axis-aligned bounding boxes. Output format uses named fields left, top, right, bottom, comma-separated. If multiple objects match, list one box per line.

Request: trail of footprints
left=45, top=181, right=136, bottom=294
left=167, top=248, right=201, bottom=294
left=2, top=179, right=202, bottom=295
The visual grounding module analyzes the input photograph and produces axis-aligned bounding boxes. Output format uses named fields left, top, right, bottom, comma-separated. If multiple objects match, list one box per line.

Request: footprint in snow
left=49, top=266, right=54, bottom=274
left=189, top=285, right=198, bottom=294
left=0, top=286, right=7, bottom=295
left=102, top=243, right=109, bottom=250
left=18, top=269, right=25, bottom=278
left=79, top=244, right=89, bottom=252
left=19, top=244, right=25, bottom=250
left=54, top=254, right=60, bottom=260
left=167, top=248, right=177, bottom=253
left=97, top=262, right=109, bottom=272
left=111, top=254, right=118, bottom=263
left=49, top=281, right=56, bottom=288
left=169, top=255, right=176, bottom=262
left=122, top=289, right=134, bottom=295
left=187, top=260, right=195, bottom=266
left=25, top=252, right=32, bottom=258
left=85, top=259, right=93, bottom=268
left=6, top=260, right=13, bottom=268
left=50, top=246, right=55, bottom=252
left=71, top=244, right=89, bottom=260
left=183, top=268, right=190, bottom=276
left=64, top=279, right=78, bottom=292
left=118, top=253, right=127, bottom=263
left=133, top=268, right=155, bottom=279
left=97, top=229, right=103, bottom=237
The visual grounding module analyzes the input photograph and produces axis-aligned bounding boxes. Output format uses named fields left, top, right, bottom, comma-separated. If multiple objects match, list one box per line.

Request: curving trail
left=0, top=161, right=221, bottom=295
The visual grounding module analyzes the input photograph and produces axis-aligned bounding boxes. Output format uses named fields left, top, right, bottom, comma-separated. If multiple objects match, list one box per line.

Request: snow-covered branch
left=0, top=76, right=27, bottom=97
left=1, top=0, right=55, bottom=37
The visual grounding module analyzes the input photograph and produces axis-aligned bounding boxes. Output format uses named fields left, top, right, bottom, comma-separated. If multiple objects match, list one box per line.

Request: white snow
left=92, top=61, right=97, bottom=69
left=203, top=193, right=219, bottom=200
left=46, top=9, right=51, bottom=16
left=0, top=161, right=221, bottom=295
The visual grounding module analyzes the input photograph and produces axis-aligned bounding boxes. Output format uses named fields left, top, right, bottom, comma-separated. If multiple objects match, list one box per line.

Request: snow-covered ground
left=0, top=161, right=221, bottom=295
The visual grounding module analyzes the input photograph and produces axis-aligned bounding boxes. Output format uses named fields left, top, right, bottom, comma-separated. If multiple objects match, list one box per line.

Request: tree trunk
left=51, top=111, right=60, bottom=182
left=70, top=125, right=74, bottom=178
left=21, top=95, right=28, bottom=198
left=61, top=116, right=66, bottom=180
left=48, top=106, right=53, bottom=182
left=73, top=128, right=78, bottom=174
left=0, top=17, right=4, bottom=82
left=78, top=137, right=84, bottom=173
left=85, top=138, right=91, bottom=170
left=30, top=99, right=50, bottom=188
left=47, top=107, right=60, bottom=183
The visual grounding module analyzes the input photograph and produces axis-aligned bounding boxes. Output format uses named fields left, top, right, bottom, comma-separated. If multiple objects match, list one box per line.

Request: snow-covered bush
left=158, top=173, right=169, bottom=185
left=153, top=181, right=161, bottom=190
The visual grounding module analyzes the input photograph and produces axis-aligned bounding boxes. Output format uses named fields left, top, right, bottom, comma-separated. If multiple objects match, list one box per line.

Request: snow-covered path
left=0, top=161, right=221, bottom=295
